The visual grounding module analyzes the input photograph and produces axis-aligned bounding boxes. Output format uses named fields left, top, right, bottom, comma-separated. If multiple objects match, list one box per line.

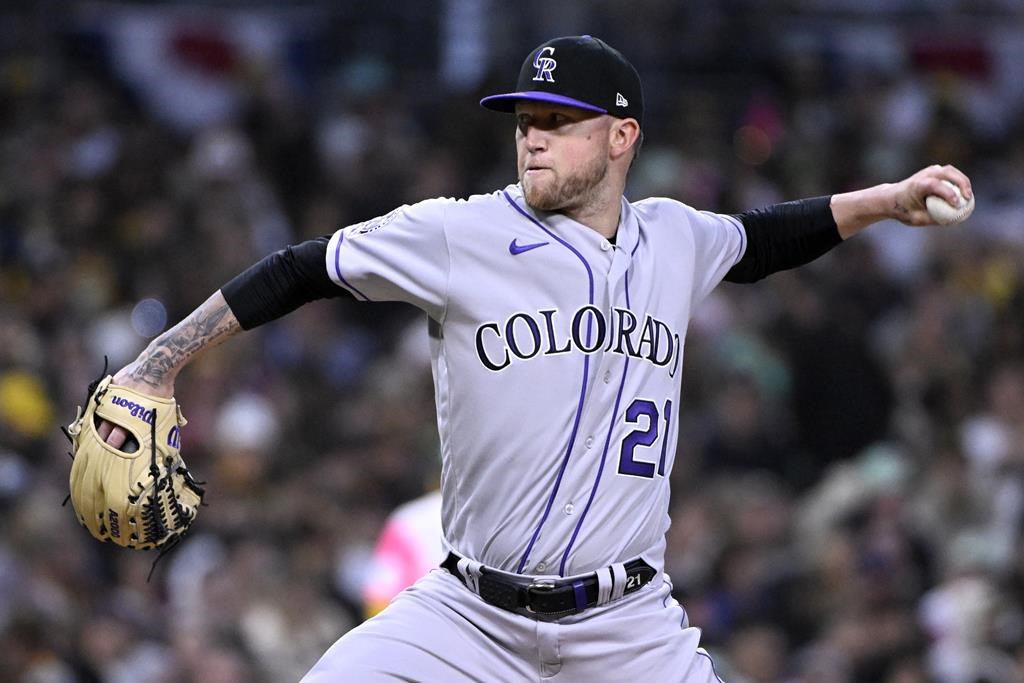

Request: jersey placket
left=504, top=198, right=616, bottom=576
left=533, top=235, right=618, bottom=576
left=555, top=213, right=641, bottom=575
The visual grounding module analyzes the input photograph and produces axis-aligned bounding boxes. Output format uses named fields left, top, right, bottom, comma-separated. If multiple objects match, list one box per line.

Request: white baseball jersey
left=325, top=183, right=745, bottom=578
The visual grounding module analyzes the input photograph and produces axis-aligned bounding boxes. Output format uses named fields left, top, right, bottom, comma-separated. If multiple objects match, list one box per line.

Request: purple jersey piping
left=558, top=233, right=642, bottom=575
left=332, top=231, right=371, bottom=301
left=697, top=650, right=725, bottom=683
left=502, top=191, right=594, bottom=575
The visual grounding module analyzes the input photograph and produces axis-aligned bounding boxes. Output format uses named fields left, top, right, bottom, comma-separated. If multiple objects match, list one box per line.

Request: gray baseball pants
left=301, top=568, right=724, bottom=682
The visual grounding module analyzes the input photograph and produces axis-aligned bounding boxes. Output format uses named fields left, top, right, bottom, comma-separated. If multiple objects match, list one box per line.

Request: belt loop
left=456, top=557, right=484, bottom=594
left=596, top=566, right=614, bottom=606
left=610, top=562, right=627, bottom=602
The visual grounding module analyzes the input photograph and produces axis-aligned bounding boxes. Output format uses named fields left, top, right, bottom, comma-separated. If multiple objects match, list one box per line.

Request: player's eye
left=516, top=111, right=572, bottom=134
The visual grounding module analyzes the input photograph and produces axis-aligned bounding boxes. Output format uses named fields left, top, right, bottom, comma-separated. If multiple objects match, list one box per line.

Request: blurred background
left=2, top=1, right=1024, bottom=681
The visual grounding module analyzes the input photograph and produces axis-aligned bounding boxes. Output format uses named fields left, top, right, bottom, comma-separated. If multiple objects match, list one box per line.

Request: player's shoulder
left=371, top=191, right=493, bottom=224
left=631, top=195, right=703, bottom=222
left=429, top=185, right=521, bottom=227
left=631, top=196, right=738, bottom=232
left=339, top=188, right=509, bottom=237
left=448, top=186, right=513, bottom=209
left=409, top=187, right=510, bottom=213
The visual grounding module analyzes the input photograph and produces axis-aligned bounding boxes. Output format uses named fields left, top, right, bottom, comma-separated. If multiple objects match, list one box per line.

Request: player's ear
left=609, top=118, right=641, bottom=161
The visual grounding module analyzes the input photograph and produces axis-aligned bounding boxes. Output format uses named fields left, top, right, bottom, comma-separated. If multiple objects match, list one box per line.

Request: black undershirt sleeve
left=724, top=196, right=843, bottom=284
left=220, top=236, right=349, bottom=330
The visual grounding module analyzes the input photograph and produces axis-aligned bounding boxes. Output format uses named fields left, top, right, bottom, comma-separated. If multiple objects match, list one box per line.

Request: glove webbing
left=139, top=406, right=207, bottom=581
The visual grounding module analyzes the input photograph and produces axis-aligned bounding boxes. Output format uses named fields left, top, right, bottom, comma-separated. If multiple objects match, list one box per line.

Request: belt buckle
left=525, top=579, right=557, bottom=614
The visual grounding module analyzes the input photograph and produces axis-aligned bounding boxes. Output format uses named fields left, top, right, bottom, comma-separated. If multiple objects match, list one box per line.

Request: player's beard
left=522, top=152, right=609, bottom=214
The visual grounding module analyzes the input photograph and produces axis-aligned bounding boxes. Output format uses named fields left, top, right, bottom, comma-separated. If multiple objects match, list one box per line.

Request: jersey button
left=564, top=503, right=575, bottom=515
left=536, top=562, right=547, bottom=573
left=600, top=240, right=612, bottom=251
left=603, top=371, right=612, bottom=383
left=585, top=436, right=593, bottom=448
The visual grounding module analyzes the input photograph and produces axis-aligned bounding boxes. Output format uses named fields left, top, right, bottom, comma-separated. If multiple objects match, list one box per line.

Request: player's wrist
left=831, top=184, right=896, bottom=239
left=115, top=360, right=176, bottom=397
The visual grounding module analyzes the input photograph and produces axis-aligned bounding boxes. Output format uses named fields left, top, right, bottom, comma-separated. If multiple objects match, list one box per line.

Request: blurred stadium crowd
left=2, top=1, right=1024, bottom=681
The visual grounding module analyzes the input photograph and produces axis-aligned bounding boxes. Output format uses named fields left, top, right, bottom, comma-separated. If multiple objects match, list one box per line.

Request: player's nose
left=521, top=124, right=549, bottom=151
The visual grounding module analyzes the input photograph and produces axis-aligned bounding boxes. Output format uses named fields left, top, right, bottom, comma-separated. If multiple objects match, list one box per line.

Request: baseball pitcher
left=71, top=35, right=973, bottom=681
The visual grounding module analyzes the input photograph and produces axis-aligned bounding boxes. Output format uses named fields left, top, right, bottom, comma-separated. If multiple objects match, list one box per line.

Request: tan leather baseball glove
left=65, top=374, right=204, bottom=550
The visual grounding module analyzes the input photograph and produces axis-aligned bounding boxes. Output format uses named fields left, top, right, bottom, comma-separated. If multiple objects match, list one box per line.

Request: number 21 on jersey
left=618, top=398, right=673, bottom=478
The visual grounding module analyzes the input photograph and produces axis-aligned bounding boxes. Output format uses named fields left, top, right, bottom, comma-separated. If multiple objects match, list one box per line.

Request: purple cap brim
left=480, top=91, right=608, bottom=114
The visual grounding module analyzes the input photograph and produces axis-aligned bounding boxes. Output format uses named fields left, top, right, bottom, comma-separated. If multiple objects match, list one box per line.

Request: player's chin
left=522, top=177, right=563, bottom=212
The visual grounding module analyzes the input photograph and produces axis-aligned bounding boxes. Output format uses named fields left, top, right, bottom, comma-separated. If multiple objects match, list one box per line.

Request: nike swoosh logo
left=509, top=239, right=549, bottom=255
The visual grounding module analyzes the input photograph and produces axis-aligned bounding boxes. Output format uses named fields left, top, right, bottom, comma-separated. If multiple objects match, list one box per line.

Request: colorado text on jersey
left=474, top=305, right=682, bottom=375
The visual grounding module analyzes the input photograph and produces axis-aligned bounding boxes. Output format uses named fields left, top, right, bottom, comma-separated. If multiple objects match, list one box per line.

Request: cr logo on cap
left=532, top=47, right=557, bottom=83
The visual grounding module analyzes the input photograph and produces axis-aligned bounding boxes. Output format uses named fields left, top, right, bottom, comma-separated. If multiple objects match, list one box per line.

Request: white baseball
left=925, top=179, right=974, bottom=225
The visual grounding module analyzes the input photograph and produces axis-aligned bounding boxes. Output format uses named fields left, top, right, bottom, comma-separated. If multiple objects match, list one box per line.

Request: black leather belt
left=441, top=552, right=656, bottom=618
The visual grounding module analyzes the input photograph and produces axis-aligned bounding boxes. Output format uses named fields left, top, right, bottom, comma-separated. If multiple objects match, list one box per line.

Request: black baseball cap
left=481, top=35, right=643, bottom=126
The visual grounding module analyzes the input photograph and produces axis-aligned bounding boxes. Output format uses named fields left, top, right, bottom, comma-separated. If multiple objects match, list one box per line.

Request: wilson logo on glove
left=168, top=425, right=182, bottom=449
left=110, top=395, right=157, bottom=424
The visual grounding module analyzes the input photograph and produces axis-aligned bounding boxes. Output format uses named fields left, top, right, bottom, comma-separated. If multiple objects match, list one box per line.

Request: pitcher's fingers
left=923, top=175, right=962, bottom=206
left=938, top=164, right=972, bottom=200
left=108, top=426, right=128, bottom=449
left=98, top=421, right=128, bottom=448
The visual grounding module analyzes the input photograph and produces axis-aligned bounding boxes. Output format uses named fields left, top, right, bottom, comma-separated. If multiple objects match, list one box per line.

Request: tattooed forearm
left=128, top=291, right=241, bottom=388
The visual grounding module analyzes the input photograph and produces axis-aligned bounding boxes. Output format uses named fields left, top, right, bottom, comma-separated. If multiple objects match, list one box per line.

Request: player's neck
left=562, top=188, right=623, bottom=239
